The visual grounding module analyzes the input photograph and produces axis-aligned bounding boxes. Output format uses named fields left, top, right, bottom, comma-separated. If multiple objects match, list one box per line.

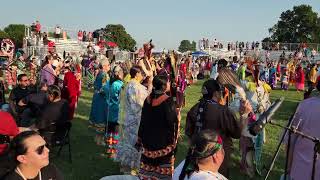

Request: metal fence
left=261, top=42, right=320, bottom=52
left=198, top=39, right=320, bottom=52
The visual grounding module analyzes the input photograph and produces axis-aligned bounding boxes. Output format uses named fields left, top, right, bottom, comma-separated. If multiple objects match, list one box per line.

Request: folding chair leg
left=68, top=137, right=72, bottom=163
left=57, top=143, right=63, bottom=157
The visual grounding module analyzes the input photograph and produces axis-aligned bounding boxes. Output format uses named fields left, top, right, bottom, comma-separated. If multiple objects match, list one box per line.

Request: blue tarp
left=192, top=51, right=209, bottom=57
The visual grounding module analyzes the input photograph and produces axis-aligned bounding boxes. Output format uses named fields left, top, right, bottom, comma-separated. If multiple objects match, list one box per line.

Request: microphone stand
left=263, top=113, right=295, bottom=180
left=264, top=114, right=320, bottom=180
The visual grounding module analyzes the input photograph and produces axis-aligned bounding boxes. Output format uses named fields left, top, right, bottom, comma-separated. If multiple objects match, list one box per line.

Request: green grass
left=53, top=80, right=303, bottom=180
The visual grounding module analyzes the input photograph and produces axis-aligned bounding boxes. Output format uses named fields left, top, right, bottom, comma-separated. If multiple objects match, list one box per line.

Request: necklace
left=16, top=167, right=42, bottom=180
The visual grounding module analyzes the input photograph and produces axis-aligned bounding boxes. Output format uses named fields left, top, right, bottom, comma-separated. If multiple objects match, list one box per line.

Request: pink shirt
left=41, top=64, right=56, bottom=85
left=285, top=96, right=320, bottom=180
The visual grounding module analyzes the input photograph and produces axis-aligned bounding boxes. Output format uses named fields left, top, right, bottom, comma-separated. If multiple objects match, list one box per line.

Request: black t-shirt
left=3, top=164, right=63, bottom=180
left=21, top=91, right=48, bottom=116
left=36, top=99, right=69, bottom=130
left=9, top=86, right=31, bottom=113
left=185, top=102, right=241, bottom=152
left=9, top=86, right=31, bottom=105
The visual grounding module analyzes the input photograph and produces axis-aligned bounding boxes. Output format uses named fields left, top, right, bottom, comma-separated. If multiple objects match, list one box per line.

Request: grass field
left=53, top=80, right=303, bottom=180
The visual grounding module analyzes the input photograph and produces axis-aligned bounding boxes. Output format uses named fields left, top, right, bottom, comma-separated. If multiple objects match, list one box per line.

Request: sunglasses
left=35, top=144, right=47, bottom=155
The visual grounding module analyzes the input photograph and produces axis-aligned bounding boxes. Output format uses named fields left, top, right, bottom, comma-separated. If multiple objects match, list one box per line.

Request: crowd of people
left=0, top=33, right=320, bottom=180
left=199, top=38, right=260, bottom=52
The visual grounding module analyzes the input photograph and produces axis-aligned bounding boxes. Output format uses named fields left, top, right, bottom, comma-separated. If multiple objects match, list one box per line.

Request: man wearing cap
left=185, top=79, right=252, bottom=178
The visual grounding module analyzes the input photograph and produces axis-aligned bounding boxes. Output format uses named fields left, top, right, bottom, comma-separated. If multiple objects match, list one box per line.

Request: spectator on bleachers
left=55, top=26, right=61, bottom=43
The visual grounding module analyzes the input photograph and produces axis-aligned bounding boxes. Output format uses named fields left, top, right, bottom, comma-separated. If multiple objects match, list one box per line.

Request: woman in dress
left=61, top=66, right=80, bottom=121
left=40, top=55, right=56, bottom=86
left=104, top=65, right=124, bottom=158
left=269, top=65, right=277, bottom=89
left=137, top=74, right=179, bottom=179
left=88, top=59, right=110, bottom=145
left=114, top=66, right=151, bottom=174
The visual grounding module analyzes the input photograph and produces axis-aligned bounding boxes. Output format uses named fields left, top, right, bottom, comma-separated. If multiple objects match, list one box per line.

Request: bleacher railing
left=261, top=42, right=320, bottom=52
left=198, top=39, right=320, bottom=52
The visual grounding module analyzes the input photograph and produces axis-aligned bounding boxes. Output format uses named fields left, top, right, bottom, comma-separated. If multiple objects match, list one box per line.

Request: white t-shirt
left=55, top=27, right=61, bottom=34
left=173, top=160, right=228, bottom=180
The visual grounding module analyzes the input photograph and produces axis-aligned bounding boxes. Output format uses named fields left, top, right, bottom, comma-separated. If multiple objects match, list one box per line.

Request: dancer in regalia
left=104, top=65, right=124, bottom=159
left=61, top=65, right=80, bottom=120
left=88, top=59, right=110, bottom=145
left=234, top=61, right=271, bottom=177
left=295, top=65, right=305, bottom=92
left=114, top=66, right=151, bottom=175
left=137, top=74, right=179, bottom=179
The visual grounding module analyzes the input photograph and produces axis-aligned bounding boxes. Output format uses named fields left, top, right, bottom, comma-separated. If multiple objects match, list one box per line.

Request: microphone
left=249, top=97, right=284, bottom=136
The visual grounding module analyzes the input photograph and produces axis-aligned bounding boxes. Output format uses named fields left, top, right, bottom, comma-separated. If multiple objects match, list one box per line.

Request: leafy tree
left=178, top=40, right=196, bottom=52
left=48, top=32, right=70, bottom=39
left=0, top=30, right=10, bottom=39
left=191, top=41, right=197, bottom=51
left=98, top=24, right=136, bottom=51
left=3, top=24, right=25, bottom=48
left=266, top=5, right=320, bottom=43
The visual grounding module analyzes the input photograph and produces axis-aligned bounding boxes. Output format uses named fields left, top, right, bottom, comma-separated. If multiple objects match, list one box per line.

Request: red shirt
left=0, top=111, right=19, bottom=154
left=36, top=23, right=41, bottom=32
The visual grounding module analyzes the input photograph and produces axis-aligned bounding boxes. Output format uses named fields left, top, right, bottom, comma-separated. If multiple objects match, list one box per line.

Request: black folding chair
left=41, top=121, right=72, bottom=163
left=54, top=121, right=72, bottom=163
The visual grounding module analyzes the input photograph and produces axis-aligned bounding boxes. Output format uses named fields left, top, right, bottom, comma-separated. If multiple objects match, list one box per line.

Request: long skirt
left=105, top=122, right=120, bottom=159
left=281, top=82, right=288, bottom=90
left=139, top=153, right=175, bottom=180
left=295, top=82, right=304, bottom=91
left=114, top=124, right=141, bottom=170
left=88, top=92, right=107, bottom=134
left=289, top=73, right=295, bottom=84
left=240, top=136, right=255, bottom=178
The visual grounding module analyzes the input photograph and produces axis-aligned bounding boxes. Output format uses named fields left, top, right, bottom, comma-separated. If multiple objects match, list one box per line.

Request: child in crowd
left=281, top=68, right=289, bottom=90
